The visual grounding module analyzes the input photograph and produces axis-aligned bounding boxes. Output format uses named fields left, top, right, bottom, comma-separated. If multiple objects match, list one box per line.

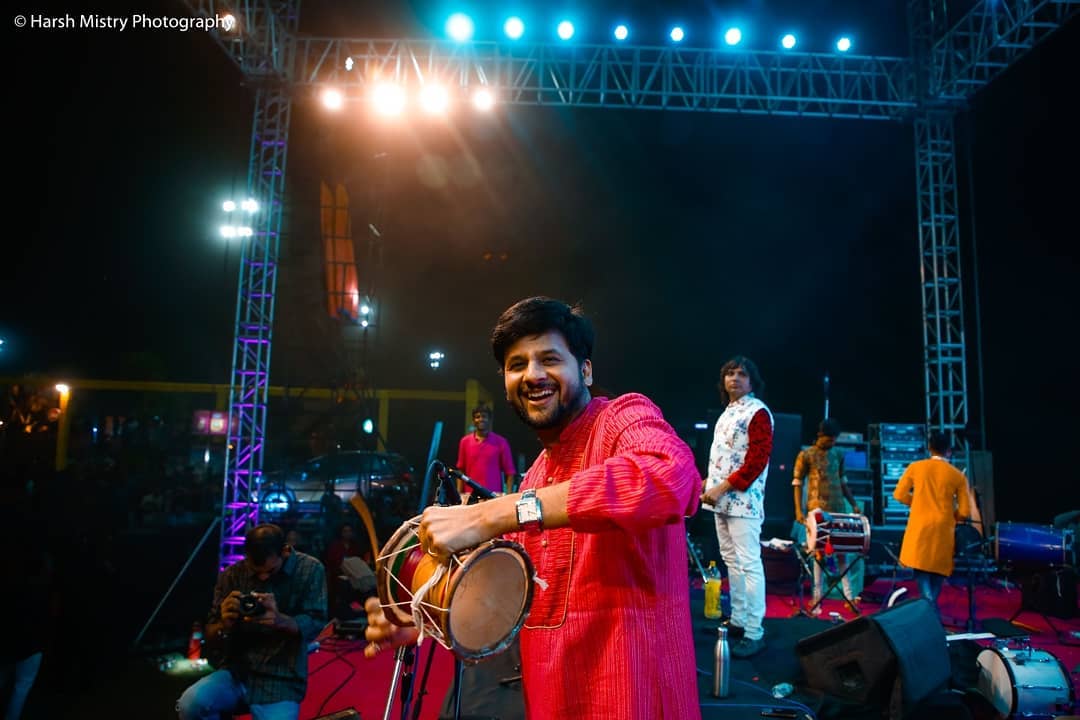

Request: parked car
left=257, top=450, right=418, bottom=538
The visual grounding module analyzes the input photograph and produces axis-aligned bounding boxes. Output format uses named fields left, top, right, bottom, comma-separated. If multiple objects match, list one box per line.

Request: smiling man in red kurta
left=365, top=296, right=702, bottom=719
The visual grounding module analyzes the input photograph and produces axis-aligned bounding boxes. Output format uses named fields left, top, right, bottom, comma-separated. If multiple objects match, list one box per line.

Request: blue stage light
left=446, top=13, right=474, bottom=42
left=781, top=33, right=797, bottom=49
left=557, top=20, right=574, bottom=40
left=670, top=26, right=685, bottom=42
left=837, top=36, right=852, bottom=52
left=724, top=27, right=742, bottom=46
left=504, top=16, right=524, bottom=40
left=613, top=24, right=629, bottom=41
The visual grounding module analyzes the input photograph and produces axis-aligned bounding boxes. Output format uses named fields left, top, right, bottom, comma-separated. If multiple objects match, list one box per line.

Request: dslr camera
left=238, top=592, right=266, bottom=618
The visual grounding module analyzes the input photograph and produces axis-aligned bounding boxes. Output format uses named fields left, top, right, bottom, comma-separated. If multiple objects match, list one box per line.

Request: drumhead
left=976, top=648, right=1015, bottom=717
left=448, top=541, right=534, bottom=660
left=977, top=647, right=1074, bottom=718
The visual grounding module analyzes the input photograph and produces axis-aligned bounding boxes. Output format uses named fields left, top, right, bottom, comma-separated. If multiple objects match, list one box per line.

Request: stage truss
left=180, top=0, right=1079, bottom=567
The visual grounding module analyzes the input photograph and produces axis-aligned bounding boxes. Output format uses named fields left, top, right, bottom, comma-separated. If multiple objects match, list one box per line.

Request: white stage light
left=613, top=24, right=628, bottom=41
left=724, top=27, right=742, bottom=46
left=372, top=83, right=406, bottom=116
left=837, top=36, right=852, bottom=52
left=472, top=88, right=495, bottom=111
left=557, top=20, right=574, bottom=40
left=321, top=87, right=344, bottom=111
left=781, top=34, right=797, bottom=49
left=446, top=13, right=475, bottom=42
left=419, top=84, right=450, bottom=114
left=670, top=27, right=685, bottom=42
left=504, top=16, right=524, bottom=39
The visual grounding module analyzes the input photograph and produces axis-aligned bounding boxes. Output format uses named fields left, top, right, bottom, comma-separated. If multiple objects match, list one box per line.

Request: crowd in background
left=0, top=383, right=380, bottom=718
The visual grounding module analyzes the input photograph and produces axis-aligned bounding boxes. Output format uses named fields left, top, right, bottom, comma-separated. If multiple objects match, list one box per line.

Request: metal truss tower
left=184, top=0, right=1077, bottom=567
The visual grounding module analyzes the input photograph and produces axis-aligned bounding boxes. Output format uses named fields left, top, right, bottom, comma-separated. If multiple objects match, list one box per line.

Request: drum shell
left=994, top=522, right=1073, bottom=569
left=976, top=647, right=1074, bottom=718
left=806, top=510, right=871, bottom=556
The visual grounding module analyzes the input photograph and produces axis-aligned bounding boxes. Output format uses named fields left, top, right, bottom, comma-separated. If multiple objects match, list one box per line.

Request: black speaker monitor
left=796, top=615, right=896, bottom=703
left=796, top=598, right=949, bottom=707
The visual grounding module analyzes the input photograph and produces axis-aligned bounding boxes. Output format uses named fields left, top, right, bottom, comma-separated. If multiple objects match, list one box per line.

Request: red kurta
left=510, top=394, right=702, bottom=720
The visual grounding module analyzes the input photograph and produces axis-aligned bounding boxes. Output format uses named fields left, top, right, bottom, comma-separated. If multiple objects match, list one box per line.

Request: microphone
left=445, top=466, right=498, bottom=500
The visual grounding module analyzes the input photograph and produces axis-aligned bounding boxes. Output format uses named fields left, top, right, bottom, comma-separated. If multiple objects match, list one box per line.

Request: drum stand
left=792, top=544, right=864, bottom=617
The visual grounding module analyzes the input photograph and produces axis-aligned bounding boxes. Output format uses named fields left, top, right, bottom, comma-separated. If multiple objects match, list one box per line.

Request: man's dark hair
left=244, top=523, right=285, bottom=565
left=491, top=297, right=594, bottom=368
left=718, top=355, right=766, bottom=402
left=471, top=405, right=492, bottom=418
left=819, top=418, right=841, bottom=438
left=928, top=431, right=951, bottom=455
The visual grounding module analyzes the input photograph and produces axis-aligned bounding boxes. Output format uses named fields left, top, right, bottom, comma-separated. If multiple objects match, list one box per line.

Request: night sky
left=6, top=1, right=1078, bottom=522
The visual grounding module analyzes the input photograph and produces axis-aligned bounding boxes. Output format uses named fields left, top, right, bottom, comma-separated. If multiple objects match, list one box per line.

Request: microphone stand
left=823, top=373, right=830, bottom=420
left=382, top=645, right=415, bottom=720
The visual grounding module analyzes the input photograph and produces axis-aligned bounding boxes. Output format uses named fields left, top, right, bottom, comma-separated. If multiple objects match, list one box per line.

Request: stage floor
left=289, top=575, right=1078, bottom=720
left=22, top=575, right=1078, bottom=719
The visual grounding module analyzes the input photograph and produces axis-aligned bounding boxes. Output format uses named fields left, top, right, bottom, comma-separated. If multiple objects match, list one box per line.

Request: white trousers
left=713, top=514, right=765, bottom=641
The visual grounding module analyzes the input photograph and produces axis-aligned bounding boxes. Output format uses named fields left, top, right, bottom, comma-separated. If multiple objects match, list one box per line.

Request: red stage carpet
left=283, top=575, right=1077, bottom=719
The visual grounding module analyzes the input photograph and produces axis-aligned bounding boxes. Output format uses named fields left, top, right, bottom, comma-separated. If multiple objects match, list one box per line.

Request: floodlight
left=446, top=13, right=474, bottom=42
left=472, top=88, right=495, bottom=111
left=504, top=17, right=524, bottom=39
left=557, top=20, right=574, bottom=40
left=321, top=87, right=345, bottom=111
left=781, top=34, right=797, bottom=49
left=837, top=36, right=852, bottom=52
left=613, top=24, right=629, bottom=41
left=670, top=27, right=685, bottom=42
left=372, top=83, right=406, bottom=116
left=724, top=27, right=742, bottom=46
left=419, top=84, right=450, bottom=114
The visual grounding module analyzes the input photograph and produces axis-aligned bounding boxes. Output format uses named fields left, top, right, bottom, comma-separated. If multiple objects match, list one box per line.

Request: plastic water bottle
left=187, top=621, right=204, bottom=660
left=704, top=561, right=723, bottom=619
left=712, top=626, right=730, bottom=698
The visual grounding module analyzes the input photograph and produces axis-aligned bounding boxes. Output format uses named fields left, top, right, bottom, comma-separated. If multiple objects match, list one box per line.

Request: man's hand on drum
left=419, top=499, right=506, bottom=560
left=363, top=596, right=419, bottom=658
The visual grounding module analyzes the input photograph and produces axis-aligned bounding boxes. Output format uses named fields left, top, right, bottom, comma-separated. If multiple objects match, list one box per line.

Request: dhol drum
left=805, top=509, right=871, bottom=556
left=977, top=646, right=1074, bottom=719
left=995, top=522, right=1075, bottom=569
left=376, top=516, right=534, bottom=661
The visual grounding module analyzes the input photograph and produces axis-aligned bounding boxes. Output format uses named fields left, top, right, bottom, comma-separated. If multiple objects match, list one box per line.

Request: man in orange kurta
left=892, top=431, right=970, bottom=615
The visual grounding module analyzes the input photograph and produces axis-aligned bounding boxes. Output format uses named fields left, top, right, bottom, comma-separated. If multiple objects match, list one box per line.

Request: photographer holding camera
left=177, top=523, right=327, bottom=720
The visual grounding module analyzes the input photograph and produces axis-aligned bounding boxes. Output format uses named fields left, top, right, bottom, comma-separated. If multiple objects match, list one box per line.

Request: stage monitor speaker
left=872, top=598, right=950, bottom=709
left=796, top=598, right=949, bottom=707
left=764, top=413, right=802, bottom=528
left=796, top=614, right=896, bottom=704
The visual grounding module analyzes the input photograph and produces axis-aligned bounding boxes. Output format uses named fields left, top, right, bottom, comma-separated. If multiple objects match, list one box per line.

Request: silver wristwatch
left=515, top=489, right=543, bottom=534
